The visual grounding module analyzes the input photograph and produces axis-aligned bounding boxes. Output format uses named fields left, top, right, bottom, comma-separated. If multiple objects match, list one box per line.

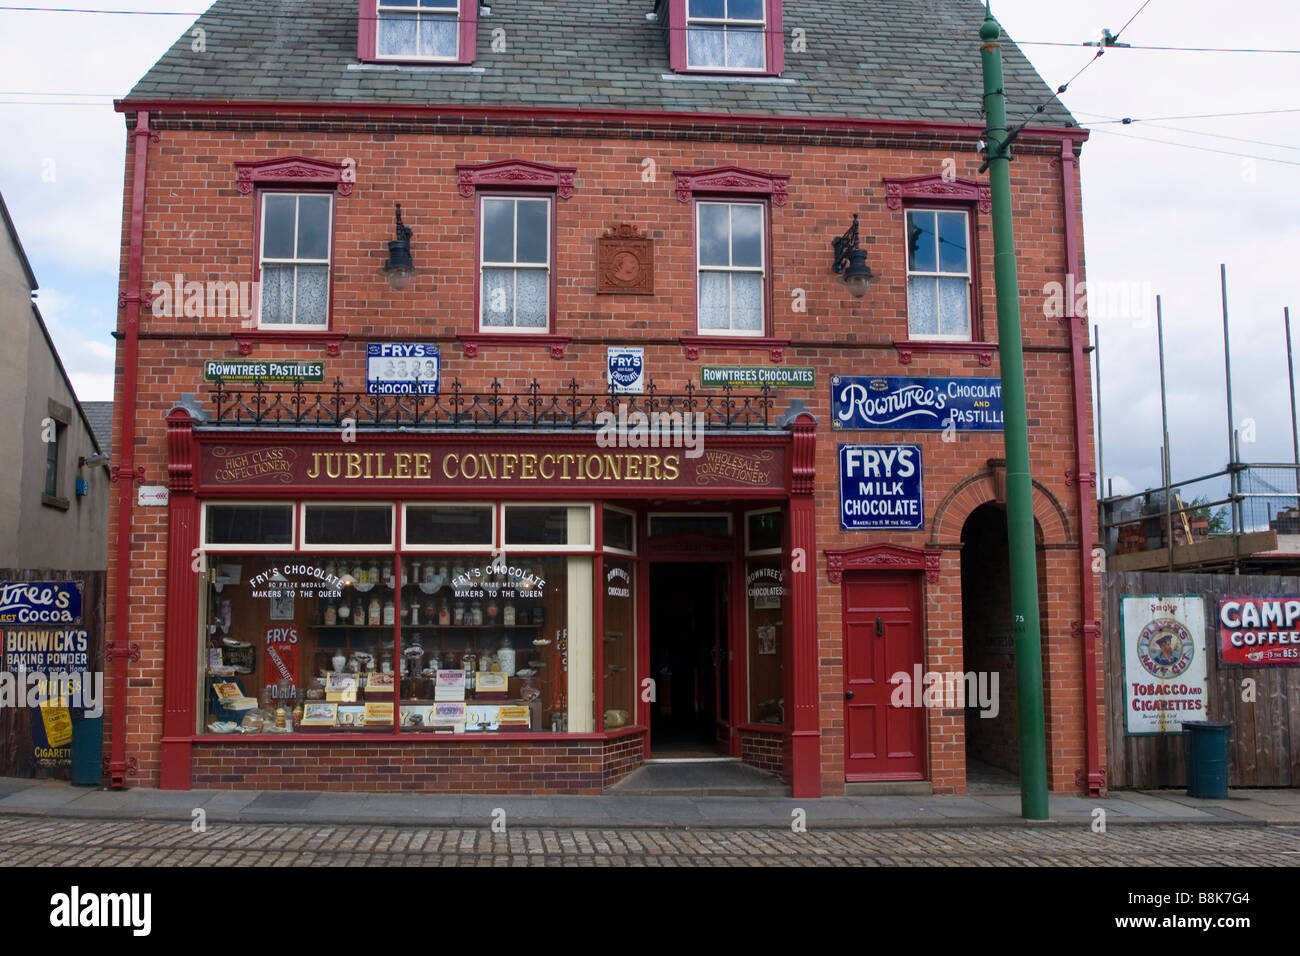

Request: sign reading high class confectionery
left=838, top=444, right=924, bottom=531
left=1217, top=596, right=1300, bottom=666
left=1120, top=595, right=1209, bottom=735
left=366, top=343, right=439, bottom=395
left=831, top=375, right=1004, bottom=431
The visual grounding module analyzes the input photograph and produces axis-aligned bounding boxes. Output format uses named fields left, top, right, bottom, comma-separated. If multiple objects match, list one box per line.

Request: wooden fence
left=0, top=569, right=105, bottom=779
left=1104, top=571, right=1300, bottom=788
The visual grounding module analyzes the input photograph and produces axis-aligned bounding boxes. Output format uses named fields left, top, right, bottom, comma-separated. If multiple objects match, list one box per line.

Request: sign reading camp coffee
left=1217, top=595, right=1300, bottom=666
left=1120, top=595, right=1209, bottom=735
left=200, top=441, right=785, bottom=493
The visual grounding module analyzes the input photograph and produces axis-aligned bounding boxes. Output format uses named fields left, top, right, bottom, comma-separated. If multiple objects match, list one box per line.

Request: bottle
left=383, top=597, right=395, bottom=626
left=410, top=602, right=420, bottom=626
left=410, top=561, right=422, bottom=587
left=486, top=598, right=498, bottom=621
left=337, top=597, right=350, bottom=622
left=463, top=651, right=476, bottom=693
left=401, top=563, right=409, bottom=587
left=424, top=563, right=437, bottom=586
left=368, top=595, right=381, bottom=626
left=498, top=635, right=516, bottom=677
left=368, top=560, right=380, bottom=587
left=324, top=602, right=337, bottom=627
left=438, top=600, right=450, bottom=626
left=454, top=601, right=466, bottom=626
left=471, top=601, right=483, bottom=626
left=352, top=562, right=363, bottom=586
left=383, top=561, right=394, bottom=588
left=353, top=598, right=365, bottom=624
left=503, top=602, right=515, bottom=627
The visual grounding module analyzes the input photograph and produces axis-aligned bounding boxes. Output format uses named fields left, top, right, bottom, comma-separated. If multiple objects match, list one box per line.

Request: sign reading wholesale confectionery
left=204, top=360, right=324, bottom=383
left=366, top=343, right=440, bottom=395
left=201, top=442, right=785, bottom=493
left=1120, top=595, right=1209, bottom=735
left=1217, top=595, right=1300, bottom=666
left=831, top=375, right=1004, bottom=431
left=701, top=366, right=815, bottom=388
left=838, top=444, right=924, bottom=531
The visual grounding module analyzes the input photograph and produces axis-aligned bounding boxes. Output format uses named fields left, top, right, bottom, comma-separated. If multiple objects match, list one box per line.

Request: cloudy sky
left=0, top=0, right=1297, bottom=512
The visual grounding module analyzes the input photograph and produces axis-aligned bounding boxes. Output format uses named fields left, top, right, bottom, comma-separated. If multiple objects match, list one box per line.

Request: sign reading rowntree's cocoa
left=199, top=442, right=785, bottom=492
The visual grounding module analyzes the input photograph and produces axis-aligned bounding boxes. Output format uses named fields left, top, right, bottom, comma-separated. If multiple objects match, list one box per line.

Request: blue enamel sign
left=366, top=343, right=440, bottom=395
left=832, top=375, right=1004, bottom=431
left=839, top=445, right=924, bottom=531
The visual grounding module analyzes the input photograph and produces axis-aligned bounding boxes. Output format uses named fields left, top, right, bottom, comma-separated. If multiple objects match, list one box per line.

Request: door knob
left=845, top=690, right=855, bottom=700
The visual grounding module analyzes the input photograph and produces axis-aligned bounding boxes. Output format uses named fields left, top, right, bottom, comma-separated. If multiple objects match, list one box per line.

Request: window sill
left=893, top=339, right=996, bottom=368
left=458, top=333, right=571, bottom=359
left=680, top=334, right=789, bottom=364
left=662, top=72, right=794, bottom=84
left=41, top=493, right=70, bottom=511
left=232, top=330, right=349, bottom=357
left=349, top=62, right=485, bottom=73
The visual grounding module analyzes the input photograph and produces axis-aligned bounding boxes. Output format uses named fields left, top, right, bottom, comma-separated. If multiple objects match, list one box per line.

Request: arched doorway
left=959, top=503, right=1050, bottom=790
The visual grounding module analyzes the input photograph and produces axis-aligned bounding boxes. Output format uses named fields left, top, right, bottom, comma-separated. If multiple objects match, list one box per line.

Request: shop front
left=157, top=400, right=820, bottom=794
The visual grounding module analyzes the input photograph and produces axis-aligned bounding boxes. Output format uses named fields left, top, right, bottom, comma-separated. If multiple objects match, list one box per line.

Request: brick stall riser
left=108, top=112, right=1099, bottom=797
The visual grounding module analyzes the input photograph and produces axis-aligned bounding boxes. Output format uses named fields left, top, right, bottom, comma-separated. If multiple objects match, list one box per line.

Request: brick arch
left=929, top=469, right=1071, bottom=545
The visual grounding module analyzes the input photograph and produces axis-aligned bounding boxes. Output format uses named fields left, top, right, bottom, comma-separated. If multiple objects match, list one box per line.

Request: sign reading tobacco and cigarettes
left=1120, top=595, right=1209, bottom=735
left=1217, top=596, right=1300, bottom=666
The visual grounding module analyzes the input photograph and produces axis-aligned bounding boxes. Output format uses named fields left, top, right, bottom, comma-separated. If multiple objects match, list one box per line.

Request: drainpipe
left=1059, top=137, right=1103, bottom=796
left=107, top=109, right=152, bottom=787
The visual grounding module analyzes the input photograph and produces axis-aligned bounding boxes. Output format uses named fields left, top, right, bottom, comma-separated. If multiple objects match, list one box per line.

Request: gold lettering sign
left=212, top=446, right=296, bottom=484
left=309, top=450, right=684, bottom=482
left=694, top=449, right=774, bottom=487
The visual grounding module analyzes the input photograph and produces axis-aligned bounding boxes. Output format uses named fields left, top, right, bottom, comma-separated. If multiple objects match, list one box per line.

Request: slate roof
left=125, top=0, right=1075, bottom=128
left=81, top=401, right=114, bottom=454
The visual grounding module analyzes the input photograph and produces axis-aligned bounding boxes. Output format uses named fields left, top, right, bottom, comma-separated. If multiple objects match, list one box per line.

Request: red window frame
left=900, top=202, right=982, bottom=342
left=665, top=0, right=784, bottom=76
left=692, top=197, right=773, bottom=338
left=357, top=0, right=478, bottom=65
left=251, top=186, right=340, bottom=332
left=472, top=190, right=559, bottom=336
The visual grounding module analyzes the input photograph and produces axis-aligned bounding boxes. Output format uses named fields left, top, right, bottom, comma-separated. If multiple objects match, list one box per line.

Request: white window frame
left=401, top=501, right=497, bottom=553
left=478, top=195, right=553, bottom=333
left=376, top=0, right=462, bottom=62
left=696, top=200, right=766, bottom=337
left=743, top=506, right=783, bottom=556
left=299, top=502, right=396, bottom=552
left=602, top=504, right=638, bottom=556
left=257, top=191, right=333, bottom=329
left=502, top=502, right=595, bottom=552
left=200, top=501, right=297, bottom=553
left=905, top=206, right=973, bottom=342
left=686, top=0, right=768, bottom=72
left=648, top=512, right=734, bottom=537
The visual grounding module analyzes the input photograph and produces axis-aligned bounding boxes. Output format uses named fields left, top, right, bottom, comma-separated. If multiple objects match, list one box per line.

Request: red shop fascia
left=159, top=399, right=822, bottom=794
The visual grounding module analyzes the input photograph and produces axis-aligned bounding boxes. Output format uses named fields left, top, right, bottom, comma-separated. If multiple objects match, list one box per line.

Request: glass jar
left=438, top=600, right=451, bottom=626
left=470, top=601, right=484, bottom=626
left=337, top=598, right=350, bottom=622
left=383, top=598, right=395, bottom=626
left=324, top=602, right=337, bottom=627
left=453, top=601, right=466, bottom=625
left=368, top=560, right=380, bottom=587
left=486, top=598, right=498, bottom=621
left=368, top=596, right=381, bottom=626
left=410, top=602, right=421, bottom=626
left=498, top=635, right=516, bottom=677
left=383, top=561, right=394, bottom=588
left=503, top=602, right=515, bottom=627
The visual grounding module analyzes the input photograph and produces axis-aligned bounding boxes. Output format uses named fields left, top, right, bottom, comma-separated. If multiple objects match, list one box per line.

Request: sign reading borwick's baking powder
left=1120, top=595, right=1208, bottom=735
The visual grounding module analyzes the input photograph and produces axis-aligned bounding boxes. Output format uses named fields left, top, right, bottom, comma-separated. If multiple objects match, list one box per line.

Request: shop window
left=602, top=505, right=636, bottom=555
left=358, top=0, right=478, bottom=64
left=203, top=504, right=294, bottom=548
left=602, top=556, right=636, bottom=729
left=302, top=504, right=394, bottom=550
left=745, top=555, right=784, bottom=725
left=648, top=513, right=732, bottom=537
left=403, top=503, right=495, bottom=550
left=479, top=196, right=553, bottom=332
left=905, top=208, right=973, bottom=340
left=257, top=192, right=333, bottom=328
left=745, top=508, right=782, bottom=555
left=696, top=200, right=766, bottom=336
left=503, top=504, right=593, bottom=549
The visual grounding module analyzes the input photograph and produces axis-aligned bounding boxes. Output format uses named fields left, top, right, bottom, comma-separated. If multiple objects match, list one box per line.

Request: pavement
left=2, top=773, right=1298, bottom=829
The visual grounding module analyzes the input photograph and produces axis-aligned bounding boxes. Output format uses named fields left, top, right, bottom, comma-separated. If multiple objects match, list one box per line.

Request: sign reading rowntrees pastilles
left=1120, top=595, right=1209, bottom=736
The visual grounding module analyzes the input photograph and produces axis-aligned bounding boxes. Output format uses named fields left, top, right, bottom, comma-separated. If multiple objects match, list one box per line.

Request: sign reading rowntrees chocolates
left=199, top=442, right=785, bottom=492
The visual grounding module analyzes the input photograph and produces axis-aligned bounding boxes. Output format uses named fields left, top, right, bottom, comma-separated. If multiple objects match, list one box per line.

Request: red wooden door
left=843, top=572, right=926, bottom=781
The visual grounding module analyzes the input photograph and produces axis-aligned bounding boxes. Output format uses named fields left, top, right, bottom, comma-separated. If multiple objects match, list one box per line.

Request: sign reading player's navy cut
left=832, top=375, right=1004, bottom=431
left=607, top=347, right=645, bottom=394
left=366, top=343, right=439, bottom=395
left=839, top=445, right=924, bottom=531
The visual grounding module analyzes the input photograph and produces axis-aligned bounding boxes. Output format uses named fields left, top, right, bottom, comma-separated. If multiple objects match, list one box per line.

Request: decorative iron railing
left=207, top=378, right=780, bottom=431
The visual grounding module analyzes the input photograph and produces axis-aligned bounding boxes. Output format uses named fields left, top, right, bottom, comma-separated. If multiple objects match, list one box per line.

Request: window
left=649, top=513, right=732, bottom=537
left=602, top=505, right=636, bottom=555
left=302, top=504, right=395, bottom=550
left=358, top=0, right=477, bottom=64
left=41, top=401, right=71, bottom=508
left=258, top=192, right=333, bottom=328
left=503, top=504, right=593, bottom=550
left=906, top=208, right=972, bottom=340
left=479, top=196, right=552, bottom=332
left=697, top=201, right=765, bottom=335
left=403, top=503, right=495, bottom=550
left=204, top=504, right=295, bottom=548
left=665, top=0, right=784, bottom=75
left=43, top=422, right=62, bottom=498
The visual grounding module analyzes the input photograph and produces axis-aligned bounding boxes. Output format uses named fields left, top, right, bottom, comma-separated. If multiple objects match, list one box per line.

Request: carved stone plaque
left=597, top=223, right=654, bottom=295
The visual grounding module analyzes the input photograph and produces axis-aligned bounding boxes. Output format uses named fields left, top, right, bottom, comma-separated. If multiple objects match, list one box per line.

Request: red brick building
left=107, top=0, right=1103, bottom=797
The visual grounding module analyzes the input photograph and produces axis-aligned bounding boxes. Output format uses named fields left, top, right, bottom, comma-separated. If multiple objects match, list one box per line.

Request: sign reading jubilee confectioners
left=1217, top=595, right=1300, bottom=666
left=1120, top=595, right=1209, bottom=735
left=200, top=441, right=785, bottom=493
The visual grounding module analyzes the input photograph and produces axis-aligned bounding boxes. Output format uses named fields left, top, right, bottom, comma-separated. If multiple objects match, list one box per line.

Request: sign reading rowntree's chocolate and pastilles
left=1120, top=594, right=1208, bottom=735
left=1217, top=595, right=1300, bottom=666
left=832, top=375, right=1004, bottom=431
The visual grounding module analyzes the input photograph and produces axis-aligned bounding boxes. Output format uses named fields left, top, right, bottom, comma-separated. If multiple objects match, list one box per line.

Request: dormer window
left=662, top=0, right=784, bottom=75
left=358, top=0, right=478, bottom=64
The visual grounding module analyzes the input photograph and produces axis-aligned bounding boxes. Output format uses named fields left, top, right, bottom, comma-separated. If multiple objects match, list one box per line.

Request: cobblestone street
left=2, top=817, right=1298, bottom=866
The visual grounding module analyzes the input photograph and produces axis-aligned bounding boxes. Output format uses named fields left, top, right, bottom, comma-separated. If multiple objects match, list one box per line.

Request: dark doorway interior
left=650, top=562, right=728, bottom=757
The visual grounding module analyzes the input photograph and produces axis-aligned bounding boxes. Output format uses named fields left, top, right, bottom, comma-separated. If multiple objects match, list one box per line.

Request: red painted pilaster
left=785, top=407, right=819, bottom=797
left=160, top=404, right=201, bottom=789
